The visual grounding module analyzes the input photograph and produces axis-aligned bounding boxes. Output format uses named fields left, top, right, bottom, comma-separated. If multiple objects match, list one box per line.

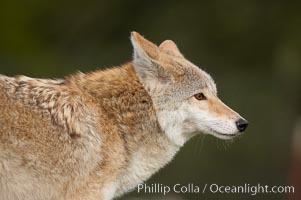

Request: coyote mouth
left=206, top=127, right=239, bottom=139
left=215, top=132, right=240, bottom=140
left=218, top=133, right=238, bottom=137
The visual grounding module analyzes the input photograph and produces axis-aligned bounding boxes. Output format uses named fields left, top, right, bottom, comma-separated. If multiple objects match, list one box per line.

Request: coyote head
left=131, top=32, right=248, bottom=146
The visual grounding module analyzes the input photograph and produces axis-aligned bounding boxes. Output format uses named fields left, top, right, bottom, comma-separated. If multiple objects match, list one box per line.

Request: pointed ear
left=159, top=40, right=184, bottom=58
left=131, top=32, right=171, bottom=90
left=131, top=31, right=160, bottom=62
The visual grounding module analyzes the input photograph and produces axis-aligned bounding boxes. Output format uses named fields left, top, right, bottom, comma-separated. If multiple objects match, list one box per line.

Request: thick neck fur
left=67, top=63, right=180, bottom=195
left=72, top=63, right=180, bottom=192
left=68, top=63, right=166, bottom=148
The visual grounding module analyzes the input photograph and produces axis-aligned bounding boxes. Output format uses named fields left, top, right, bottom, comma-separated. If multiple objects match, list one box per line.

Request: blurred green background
left=0, top=1, right=300, bottom=199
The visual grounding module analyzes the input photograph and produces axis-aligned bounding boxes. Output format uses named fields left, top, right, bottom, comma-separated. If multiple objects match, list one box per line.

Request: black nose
left=235, top=119, right=248, bottom=132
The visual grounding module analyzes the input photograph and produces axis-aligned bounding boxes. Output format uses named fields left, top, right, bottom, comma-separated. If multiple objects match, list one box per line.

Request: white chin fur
left=156, top=104, right=242, bottom=145
left=201, top=121, right=240, bottom=140
left=183, top=104, right=241, bottom=140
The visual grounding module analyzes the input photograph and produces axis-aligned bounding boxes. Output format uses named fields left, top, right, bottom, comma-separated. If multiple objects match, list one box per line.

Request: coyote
left=0, top=32, right=248, bottom=200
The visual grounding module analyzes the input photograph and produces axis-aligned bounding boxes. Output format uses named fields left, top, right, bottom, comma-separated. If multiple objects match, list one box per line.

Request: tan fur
left=0, top=32, right=246, bottom=200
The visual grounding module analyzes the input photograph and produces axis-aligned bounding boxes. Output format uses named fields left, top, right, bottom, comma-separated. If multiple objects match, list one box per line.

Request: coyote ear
left=131, top=32, right=170, bottom=89
left=131, top=31, right=159, bottom=62
left=159, top=40, right=184, bottom=58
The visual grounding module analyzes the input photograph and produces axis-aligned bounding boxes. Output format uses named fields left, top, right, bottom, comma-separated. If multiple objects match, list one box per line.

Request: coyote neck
left=70, top=63, right=181, bottom=196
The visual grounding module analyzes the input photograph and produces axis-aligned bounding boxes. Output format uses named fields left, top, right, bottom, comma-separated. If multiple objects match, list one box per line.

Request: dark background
left=0, top=1, right=300, bottom=199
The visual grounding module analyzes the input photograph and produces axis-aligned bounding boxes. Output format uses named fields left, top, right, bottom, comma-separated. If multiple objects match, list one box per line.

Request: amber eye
left=194, top=93, right=206, bottom=100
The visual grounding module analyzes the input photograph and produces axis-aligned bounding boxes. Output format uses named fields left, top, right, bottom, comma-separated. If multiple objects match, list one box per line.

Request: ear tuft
left=159, top=40, right=184, bottom=58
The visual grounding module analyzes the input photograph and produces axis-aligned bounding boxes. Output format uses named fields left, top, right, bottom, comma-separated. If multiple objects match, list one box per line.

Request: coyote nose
left=235, top=119, right=248, bottom=132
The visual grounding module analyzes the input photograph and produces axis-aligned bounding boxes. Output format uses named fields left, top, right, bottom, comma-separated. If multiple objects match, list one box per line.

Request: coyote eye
left=194, top=93, right=206, bottom=100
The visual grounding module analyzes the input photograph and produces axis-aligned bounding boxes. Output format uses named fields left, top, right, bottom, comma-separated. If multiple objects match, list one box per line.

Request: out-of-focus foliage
left=0, top=1, right=300, bottom=199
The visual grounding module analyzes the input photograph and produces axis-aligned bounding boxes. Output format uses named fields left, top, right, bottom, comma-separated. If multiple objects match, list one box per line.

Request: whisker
left=193, top=135, right=202, bottom=156
left=197, top=134, right=206, bottom=156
